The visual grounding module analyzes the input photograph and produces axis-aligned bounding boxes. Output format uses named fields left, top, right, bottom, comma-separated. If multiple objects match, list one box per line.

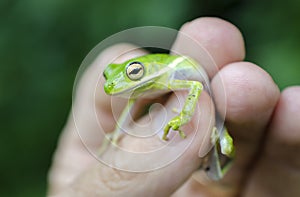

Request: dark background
left=1, top=0, right=299, bottom=196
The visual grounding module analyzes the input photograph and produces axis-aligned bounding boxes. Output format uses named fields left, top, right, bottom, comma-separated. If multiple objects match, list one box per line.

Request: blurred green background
left=0, top=0, right=299, bottom=196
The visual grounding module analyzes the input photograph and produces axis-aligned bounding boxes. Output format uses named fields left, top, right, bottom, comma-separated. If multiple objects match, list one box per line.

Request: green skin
left=103, top=54, right=234, bottom=180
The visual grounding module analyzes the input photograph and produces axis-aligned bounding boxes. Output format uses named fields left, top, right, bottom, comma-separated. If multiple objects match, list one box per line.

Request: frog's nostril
left=104, top=82, right=114, bottom=94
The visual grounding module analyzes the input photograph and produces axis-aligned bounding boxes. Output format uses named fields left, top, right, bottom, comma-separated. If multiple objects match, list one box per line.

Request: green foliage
left=0, top=0, right=299, bottom=196
left=229, top=0, right=300, bottom=89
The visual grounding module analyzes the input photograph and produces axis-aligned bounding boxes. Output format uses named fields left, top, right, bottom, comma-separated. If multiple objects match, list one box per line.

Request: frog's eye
left=126, top=62, right=144, bottom=81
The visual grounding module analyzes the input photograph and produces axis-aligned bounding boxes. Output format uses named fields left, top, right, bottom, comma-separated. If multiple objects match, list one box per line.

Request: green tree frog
left=102, top=54, right=235, bottom=180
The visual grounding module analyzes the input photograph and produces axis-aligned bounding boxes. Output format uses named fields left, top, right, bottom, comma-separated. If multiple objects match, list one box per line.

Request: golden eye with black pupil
left=126, top=62, right=144, bottom=81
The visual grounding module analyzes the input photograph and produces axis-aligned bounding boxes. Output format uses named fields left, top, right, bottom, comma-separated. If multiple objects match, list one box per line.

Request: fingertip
left=213, top=62, right=279, bottom=123
left=173, top=17, right=245, bottom=77
left=243, top=86, right=300, bottom=197
left=212, top=62, right=280, bottom=141
left=268, top=86, right=300, bottom=144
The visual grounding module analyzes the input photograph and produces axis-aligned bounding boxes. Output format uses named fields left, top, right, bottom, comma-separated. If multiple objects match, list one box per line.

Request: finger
left=174, top=62, right=280, bottom=196
left=211, top=62, right=280, bottom=195
left=169, top=17, right=244, bottom=196
left=243, top=86, right=300, bottom=197
left=48, top=44, right=147, bottom=195
left=68, top=92, right=216, bottom=196
left=171, top=17, right=245, bottom=78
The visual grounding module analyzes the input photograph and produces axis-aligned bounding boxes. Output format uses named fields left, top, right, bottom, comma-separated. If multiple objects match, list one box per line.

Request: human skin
left=48, top=17, right=300, bottom=197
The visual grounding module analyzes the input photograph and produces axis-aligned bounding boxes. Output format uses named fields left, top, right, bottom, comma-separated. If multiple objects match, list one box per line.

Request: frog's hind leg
left=204, top=127, right=235, bottom=180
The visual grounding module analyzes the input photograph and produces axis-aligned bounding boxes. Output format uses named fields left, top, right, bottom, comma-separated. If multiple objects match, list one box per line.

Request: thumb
left=65, top=91, right=215, bottom=197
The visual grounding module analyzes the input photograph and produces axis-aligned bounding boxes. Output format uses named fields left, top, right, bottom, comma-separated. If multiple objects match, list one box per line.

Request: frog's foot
left=172, top=107, right=180, bottom=114
left=220, top=129, right=235, bottom=158
left=162, top=116, right=187, bottom=140
left=211, top=126, right=235, bottom=158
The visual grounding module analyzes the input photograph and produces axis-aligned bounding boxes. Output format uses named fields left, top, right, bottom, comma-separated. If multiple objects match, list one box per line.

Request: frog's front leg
left=162, top=80, right=203, bottom=140
left=99, top=98, right=135, bottom=154
left=111, top=98, right=136, bottom=144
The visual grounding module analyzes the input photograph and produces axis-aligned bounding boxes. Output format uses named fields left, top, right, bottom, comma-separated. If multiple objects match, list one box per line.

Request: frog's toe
left=163, top=125, right=171, bottom=141
left=221, top=142, right=235, bottom=157
left=171, top=124, right=180, bottom=130
left=178, top=130, right=186, bottom=139
left=163, top=116, right=187, bottom=140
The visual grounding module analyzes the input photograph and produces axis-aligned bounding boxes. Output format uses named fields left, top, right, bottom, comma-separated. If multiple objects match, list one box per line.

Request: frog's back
left=141, top=54, right=208, bottom=83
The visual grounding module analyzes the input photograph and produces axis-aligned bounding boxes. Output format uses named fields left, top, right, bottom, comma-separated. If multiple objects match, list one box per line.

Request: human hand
left=48, top=17, right=300, bottom=197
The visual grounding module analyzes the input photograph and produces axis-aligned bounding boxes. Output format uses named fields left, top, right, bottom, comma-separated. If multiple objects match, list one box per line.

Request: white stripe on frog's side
left=167, top=56, right=188, bottom=69
left=170, top=56, right=210, bottom=87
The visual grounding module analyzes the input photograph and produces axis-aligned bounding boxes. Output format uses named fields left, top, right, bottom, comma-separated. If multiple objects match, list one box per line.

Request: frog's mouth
left=110, top=81, right=153, bottom=98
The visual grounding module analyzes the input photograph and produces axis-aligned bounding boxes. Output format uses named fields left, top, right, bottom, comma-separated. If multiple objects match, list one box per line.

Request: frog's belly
left=173, top=65, right=209, bottom=85
left=138, top=89, right=171, bottom=99
left=125, top=89, right=170, bottom=99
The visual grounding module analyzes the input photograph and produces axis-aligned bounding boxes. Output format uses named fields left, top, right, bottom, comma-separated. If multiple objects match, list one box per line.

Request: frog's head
left=103, top=60, right=146, bottom=96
